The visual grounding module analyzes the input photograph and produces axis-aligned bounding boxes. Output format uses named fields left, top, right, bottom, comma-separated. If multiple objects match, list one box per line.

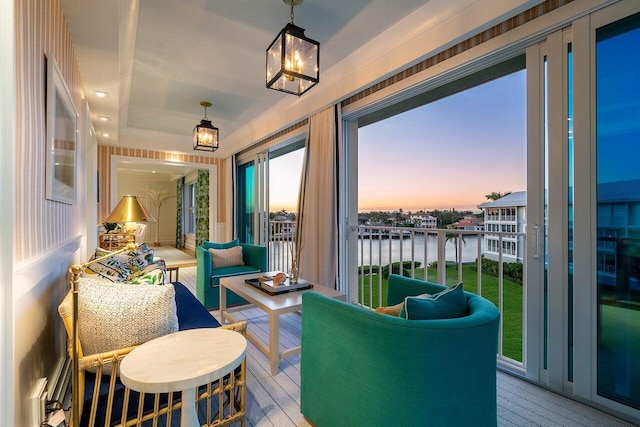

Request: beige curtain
left=295, top=105, right=340, bottom=289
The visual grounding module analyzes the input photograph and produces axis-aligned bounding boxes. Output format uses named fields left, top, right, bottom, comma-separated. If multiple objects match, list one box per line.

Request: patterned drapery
left=175, top=177, right=184, bottom=248
left=195, top=169, right=210, bottom=247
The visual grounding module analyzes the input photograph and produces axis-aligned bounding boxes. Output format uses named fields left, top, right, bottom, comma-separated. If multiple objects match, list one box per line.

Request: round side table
left=120, top=328, right=246, bottom=427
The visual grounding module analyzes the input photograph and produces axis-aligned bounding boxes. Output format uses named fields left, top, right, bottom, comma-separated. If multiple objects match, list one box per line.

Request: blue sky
left=358, top=70, right=527, bottom=211
left=269, top=70, right=527, bottom=212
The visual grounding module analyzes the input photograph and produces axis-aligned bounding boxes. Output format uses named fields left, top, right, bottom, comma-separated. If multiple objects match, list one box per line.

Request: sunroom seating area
left=173, top=267, right=633, bottom=427
left=300, top=275, right=501, bottom=426
left=7, top=0, right=640, bottom=426
left=58, top=248, right=247, bottom=426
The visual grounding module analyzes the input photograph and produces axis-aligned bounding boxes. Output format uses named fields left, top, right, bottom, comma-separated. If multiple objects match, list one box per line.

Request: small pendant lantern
left=266, top=0, right=319, bottom=96
left=193, top=101, right=219, bottom=152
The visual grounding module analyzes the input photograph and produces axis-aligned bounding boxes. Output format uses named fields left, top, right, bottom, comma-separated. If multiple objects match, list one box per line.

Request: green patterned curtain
left=175, top=178, right=184, bottom=248
left=195, top=169, right=210, bottom=247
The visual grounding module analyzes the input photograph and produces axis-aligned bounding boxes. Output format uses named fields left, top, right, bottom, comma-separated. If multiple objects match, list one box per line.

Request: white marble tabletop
left=120, top=328, right=246, bottom=394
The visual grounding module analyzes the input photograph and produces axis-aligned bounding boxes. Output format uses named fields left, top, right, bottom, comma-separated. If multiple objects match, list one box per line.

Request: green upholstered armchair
left=301, top=274, right=500, bottom=427
left=196, top=240, right=267, bottom=309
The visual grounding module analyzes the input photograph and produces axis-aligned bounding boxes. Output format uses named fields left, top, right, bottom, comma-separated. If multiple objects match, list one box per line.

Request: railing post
left=437, top=230, right=446, bottom=285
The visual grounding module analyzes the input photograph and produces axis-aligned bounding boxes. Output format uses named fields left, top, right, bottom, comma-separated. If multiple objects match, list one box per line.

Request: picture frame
left=46, top=53, right=77, bottom=204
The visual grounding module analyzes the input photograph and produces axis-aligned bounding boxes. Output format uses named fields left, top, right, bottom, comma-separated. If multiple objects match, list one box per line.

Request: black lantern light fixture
left=266, top=0, right=319, bottom=96
left=193, top=101, right=219, bottom=152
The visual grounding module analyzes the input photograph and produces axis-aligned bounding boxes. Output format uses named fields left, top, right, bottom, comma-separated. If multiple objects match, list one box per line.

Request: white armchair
left=133, top=223, right=147, bottom=244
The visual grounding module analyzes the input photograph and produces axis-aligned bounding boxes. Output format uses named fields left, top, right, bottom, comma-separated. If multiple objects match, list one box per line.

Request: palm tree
left=446, top=227, right=466, bottom=264
left=484, top=191, right=512, bottom=201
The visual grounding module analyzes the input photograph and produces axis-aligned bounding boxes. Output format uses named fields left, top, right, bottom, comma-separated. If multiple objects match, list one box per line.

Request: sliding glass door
left=236, top=161, right=255, bottom=244
left=528, top=1, right=640, bottom=418
left=594, top=10, right=640, bottom=410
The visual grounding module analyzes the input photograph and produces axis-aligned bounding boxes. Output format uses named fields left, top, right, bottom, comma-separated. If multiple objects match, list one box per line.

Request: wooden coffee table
left=219, top=273, right=345, bottom=375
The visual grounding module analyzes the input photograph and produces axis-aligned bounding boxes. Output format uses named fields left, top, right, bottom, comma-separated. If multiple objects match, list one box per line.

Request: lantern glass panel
left=284, top=34, right=318, bottom=80
left=266, top=33, right=284, bottom=85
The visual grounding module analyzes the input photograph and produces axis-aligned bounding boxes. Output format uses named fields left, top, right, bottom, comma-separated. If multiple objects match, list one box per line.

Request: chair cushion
left=173, top=282, right=221, bottom=330
left=203, top=239, right=239, bottom=250
left=211, top=265, right=260, bottom=279
left=374, top=293, right=431, bottom=316
left=400, top=283, right=466, bottom=320
left=209, top=246, right=245, bottom=269
left=78, top=278, right=178, bottom=371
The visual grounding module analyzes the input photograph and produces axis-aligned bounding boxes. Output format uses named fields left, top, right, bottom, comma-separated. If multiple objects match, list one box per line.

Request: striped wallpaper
left=97, top=146, right=226, bottom=224
left=15, top=0, right=83, bottom=264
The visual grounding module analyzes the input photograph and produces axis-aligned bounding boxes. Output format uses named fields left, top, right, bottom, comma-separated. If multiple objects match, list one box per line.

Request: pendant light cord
left=290, top=0, right=295, bottom=24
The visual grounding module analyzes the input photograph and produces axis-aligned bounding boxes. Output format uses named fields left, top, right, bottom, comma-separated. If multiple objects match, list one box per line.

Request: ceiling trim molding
left=217, top=0, right=540, bottom=157
left=341, top=0, right=573, bottom=109
left=236, top=118, right=308, bottom=157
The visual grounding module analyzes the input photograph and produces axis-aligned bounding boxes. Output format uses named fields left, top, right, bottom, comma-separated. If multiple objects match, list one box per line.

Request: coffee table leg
left=219, top=283, right=227, bottom=324
left=181, top=387, right=199, bottom=427
left=269, top=312, right=280, bottom=375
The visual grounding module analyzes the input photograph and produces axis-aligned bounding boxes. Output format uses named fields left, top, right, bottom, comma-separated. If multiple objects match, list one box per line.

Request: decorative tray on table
left=245, top=272, right=312, bottom=296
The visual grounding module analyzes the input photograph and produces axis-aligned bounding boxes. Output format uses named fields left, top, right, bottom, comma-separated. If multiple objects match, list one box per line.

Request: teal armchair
left=196, top=240, right=267, bottom=309
left=301, top=274, right=500, bottom=427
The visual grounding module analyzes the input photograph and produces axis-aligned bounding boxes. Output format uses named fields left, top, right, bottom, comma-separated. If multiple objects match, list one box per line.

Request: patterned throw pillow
left=209, top=246, right=245, bottom=269
left=84, top=256, right=128, bottom=282
left=78, top=278, right=178, bottom=372
left=89, top=245, right=156, bottom=279
left=125, top=250, right=153, bottom=273
left=128, top=268, right=165, bottom=285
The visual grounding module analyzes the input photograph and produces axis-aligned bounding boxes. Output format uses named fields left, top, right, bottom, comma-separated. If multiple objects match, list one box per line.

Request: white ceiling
left=59, top=0, right=541, bottom=159
left=59, top=0, right=433, bottom=157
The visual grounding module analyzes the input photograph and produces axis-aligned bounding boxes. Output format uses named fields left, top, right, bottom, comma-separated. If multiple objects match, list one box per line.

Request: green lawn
left=358, top=263, right=523, bottom=362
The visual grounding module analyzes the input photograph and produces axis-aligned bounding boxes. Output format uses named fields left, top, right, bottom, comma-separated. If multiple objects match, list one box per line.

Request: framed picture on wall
left=45, top=53, right=77, bottom=204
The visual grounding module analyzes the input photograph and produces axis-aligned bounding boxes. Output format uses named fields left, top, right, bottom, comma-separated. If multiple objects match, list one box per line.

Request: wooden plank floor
left=175, top=266, right=635, bottom=427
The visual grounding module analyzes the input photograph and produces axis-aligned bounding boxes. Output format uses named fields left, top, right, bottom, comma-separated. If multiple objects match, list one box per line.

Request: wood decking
left=172, top=265, right=634, bottom=427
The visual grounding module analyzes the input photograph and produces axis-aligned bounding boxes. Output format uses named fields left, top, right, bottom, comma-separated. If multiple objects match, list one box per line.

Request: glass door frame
left=576, top=1, right=640, bottom=418
left=528, top=1, right=640, bottom=419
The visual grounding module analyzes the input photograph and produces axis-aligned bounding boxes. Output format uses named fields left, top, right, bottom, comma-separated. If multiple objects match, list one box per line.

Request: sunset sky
left=270, top=70, right=526, bottom=213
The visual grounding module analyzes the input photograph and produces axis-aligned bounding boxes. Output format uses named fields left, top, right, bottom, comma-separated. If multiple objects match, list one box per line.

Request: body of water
left=357, top=234, right=481, bottom=267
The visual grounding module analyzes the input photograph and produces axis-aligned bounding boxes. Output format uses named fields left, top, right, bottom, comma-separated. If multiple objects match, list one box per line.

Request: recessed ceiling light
left=93, top=90, right=109, bottom=98
left=98, top=116, right=111, bottom=121
left=103, top=133, right=110, bottom=137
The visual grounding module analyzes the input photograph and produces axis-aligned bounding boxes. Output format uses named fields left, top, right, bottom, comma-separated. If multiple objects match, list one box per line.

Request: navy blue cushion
left=174, top=282, right=221, bottom=329
left=400, top=282, right=466, bottom=320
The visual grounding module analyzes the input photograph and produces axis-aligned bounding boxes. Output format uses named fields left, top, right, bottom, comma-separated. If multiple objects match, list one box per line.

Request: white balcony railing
left=268, top=220, right=297, bottom=272
left=354, top=225, right=526, bottom=369
left=267, top=221, right=527, bottom=368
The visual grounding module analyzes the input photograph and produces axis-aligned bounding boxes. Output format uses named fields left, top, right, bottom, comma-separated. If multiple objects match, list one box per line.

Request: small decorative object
left=266, top=0, right=319, bottom=96
left=288, top=241, right=300, bottom=284
left=103, top=222, right=117, bottom=232
left=272, top=272, right=288, bottom=286
left=144, top=190, right=175, bottom=246
left=193, top=101, right=219, bottom=151
left=46, top=53, right=78, bottom=204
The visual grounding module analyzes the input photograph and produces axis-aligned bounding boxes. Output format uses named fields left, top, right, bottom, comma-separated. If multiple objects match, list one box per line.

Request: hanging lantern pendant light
left=266, top=0, right=320, bottom=96
left=193, top=101, right=219, bottom=152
